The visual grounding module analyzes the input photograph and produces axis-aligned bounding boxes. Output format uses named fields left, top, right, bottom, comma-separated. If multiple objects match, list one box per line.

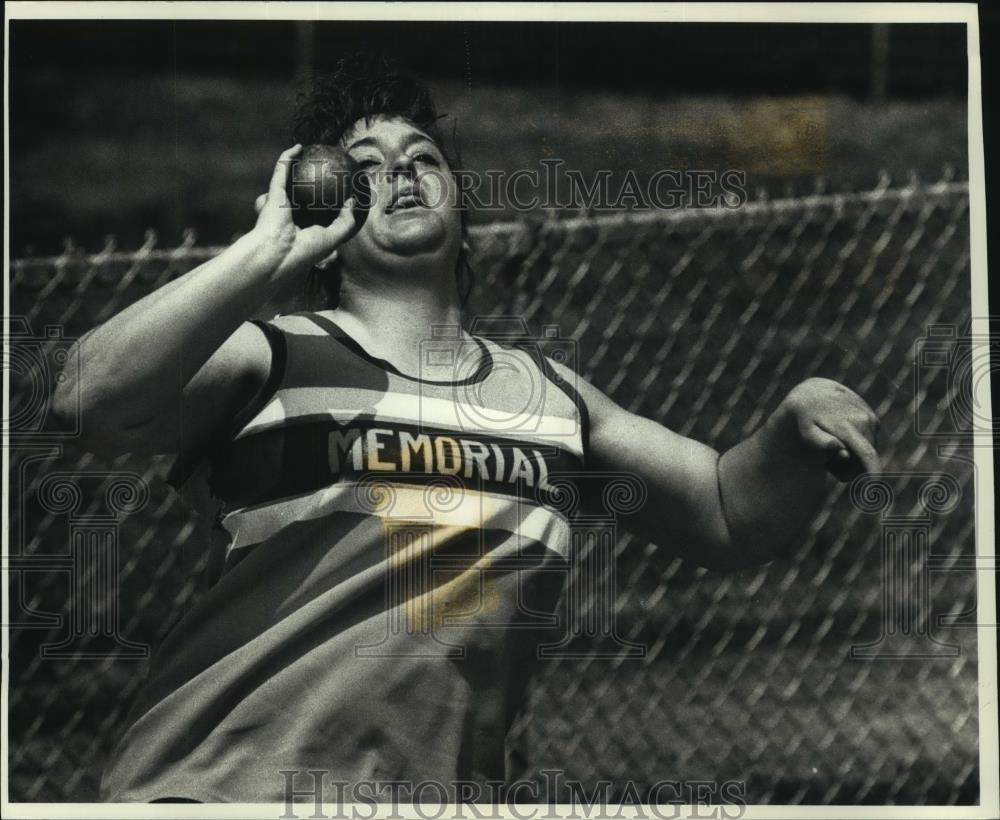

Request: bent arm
left=50, top=144, right=360, bottom=457
left=49, top=232, right=288, bottom=456
left=572, top=369, right=879, bottom=572
left=713, top=415, right=834, bottom=568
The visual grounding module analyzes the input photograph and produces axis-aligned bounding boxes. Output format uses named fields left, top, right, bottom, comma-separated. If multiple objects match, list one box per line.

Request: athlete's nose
left=387, top=151, right=416, bottom=180
left=384, top=152, right=417, bottom=210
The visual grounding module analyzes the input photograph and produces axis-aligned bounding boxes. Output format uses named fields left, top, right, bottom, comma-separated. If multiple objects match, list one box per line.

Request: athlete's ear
left=316, top=249, right=339, bottom=270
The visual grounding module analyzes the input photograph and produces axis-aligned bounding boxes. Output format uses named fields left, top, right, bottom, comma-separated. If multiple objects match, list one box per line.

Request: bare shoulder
left=142, top=320, right=274, bottom=456
left=197, top=319, right=274, bottom=389
left=543, top=353, right=704, bottom=477
left=544, top=355, right=627, bottom=432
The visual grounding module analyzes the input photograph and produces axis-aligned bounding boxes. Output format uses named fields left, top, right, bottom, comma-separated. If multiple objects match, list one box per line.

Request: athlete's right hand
left=249, top=144, right=360, bottom=279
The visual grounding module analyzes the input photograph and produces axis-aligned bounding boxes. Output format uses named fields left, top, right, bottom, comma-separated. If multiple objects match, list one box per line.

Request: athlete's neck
left=328, top=270, right=469, bottom=378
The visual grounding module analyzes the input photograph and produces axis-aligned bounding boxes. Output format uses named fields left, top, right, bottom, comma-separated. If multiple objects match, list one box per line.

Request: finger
left=315, top=248, right=338, bottom=270
left=800, top=422, right=846, bottom=457
left=826, top=420, right=881, bottom=477
left=324, top=197, right=361, bottom=245
left=254, top=193, right=268, bottom=215
left=809, top=423, right=863, bottom=483
left=849, top=391, right=880, bottom=427
left=870, top=413, right=881, bottom=451
left=827, top=380, right=878, bottom=419
left=267, top=144, right=302, bottom=204
left=844, top=407, right=879, bottom=444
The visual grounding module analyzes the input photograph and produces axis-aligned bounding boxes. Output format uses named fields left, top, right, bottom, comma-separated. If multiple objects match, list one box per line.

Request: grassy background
left=11, top=73, right=967, bottom=253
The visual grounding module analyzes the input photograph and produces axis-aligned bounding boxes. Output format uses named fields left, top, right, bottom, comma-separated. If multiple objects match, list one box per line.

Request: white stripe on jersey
left=237, top=387, right=583, bottom=458
left=223, top=482, right=571, bottom=556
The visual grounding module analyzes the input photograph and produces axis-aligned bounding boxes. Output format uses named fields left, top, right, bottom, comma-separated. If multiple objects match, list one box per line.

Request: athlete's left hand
left=766, top=377, right=881, bottom=482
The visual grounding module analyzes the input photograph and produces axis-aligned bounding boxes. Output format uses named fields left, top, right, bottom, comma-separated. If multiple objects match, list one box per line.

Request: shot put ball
left=286, top=144, right=372, bottom=229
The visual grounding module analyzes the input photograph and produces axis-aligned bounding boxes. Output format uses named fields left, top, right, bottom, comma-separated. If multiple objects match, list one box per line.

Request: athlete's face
left=336, top=115, right=462, bottom=273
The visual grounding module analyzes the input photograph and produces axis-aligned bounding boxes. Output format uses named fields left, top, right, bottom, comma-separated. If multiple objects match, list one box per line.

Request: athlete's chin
left=377, top=218, right=454, bottom=258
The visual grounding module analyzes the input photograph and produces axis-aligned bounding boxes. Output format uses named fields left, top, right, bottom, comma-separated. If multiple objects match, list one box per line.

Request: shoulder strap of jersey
left=537, top=353, right=591, bottom=466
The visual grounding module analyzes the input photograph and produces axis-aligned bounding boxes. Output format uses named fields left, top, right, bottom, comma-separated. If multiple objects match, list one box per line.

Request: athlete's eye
left=354, top=158, right=381, bottom=170
left=413, top=152, right=440, bottom=166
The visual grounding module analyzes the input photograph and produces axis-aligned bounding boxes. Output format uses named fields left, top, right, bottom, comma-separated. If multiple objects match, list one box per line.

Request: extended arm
left=574, top=372, right=880, bottom=571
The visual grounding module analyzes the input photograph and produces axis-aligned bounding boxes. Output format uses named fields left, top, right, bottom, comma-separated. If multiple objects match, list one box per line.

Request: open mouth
left=386, top=190, right=424, bottom=213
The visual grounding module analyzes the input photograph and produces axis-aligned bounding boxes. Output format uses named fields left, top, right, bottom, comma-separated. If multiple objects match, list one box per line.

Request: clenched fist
left=767, top=377, right=881, bottom=482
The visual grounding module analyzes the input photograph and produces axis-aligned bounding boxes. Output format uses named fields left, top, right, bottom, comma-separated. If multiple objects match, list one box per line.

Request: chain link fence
left=6, top=176, right=979, bottom=804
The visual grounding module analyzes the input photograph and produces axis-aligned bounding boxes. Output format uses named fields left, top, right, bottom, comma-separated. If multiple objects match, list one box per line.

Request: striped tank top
left=101, top=311, right=588, bottom=802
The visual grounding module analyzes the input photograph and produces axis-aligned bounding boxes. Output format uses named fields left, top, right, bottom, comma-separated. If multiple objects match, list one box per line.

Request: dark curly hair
left=293, top=52, right=473, bottom=308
